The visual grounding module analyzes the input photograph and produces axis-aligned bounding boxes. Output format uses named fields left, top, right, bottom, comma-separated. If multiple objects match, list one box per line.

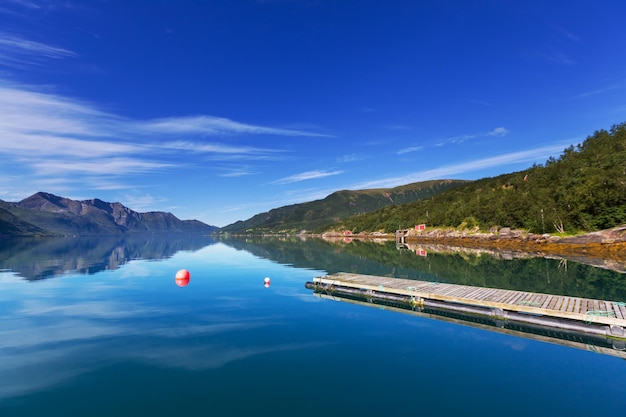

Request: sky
left=1, top=0, right=625, bottom=227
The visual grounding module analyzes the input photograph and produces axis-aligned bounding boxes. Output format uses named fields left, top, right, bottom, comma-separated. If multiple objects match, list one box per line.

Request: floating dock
left=306, top=273, right=626, bottom=355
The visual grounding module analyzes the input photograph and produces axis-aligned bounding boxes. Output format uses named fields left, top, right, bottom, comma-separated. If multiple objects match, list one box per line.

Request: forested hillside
left=336, top=122, right=626, bottom=234
left=221, top=180, right=467, bottom=234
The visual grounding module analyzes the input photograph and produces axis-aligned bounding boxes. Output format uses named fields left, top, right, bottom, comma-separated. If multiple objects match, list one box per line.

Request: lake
left=1, top=235, right=625, bottom=416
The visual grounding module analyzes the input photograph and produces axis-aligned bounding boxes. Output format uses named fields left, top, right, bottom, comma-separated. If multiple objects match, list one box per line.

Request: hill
left=0, top=192, right=218, bottom=237
left=221, top=180, right=468, bottom=234
left=336, top=122, right=626, bottom=234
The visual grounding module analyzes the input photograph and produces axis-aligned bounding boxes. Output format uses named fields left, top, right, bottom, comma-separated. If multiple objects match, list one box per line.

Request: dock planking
left=313, top=272, right=626, bottom=328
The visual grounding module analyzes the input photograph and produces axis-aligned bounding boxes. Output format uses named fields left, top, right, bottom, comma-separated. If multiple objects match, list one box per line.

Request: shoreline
left=320, top=225, right=626, bottom=263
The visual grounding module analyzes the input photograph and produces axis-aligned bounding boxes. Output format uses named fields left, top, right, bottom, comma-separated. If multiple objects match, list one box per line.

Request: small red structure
left=343, top=230, right=352, bottom=235
left=415, top=224, right=426, bottom=231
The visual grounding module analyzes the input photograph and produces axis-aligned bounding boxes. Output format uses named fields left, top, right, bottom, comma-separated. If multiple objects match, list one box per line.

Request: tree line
left=332, top=122, right=626, bottom=234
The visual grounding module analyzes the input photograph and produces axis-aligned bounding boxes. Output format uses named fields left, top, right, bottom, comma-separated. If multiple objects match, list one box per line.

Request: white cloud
left=0, top=33, right=76, bottom=70
left=397, top=126, right=508, bottom=154
left=0, top=81, right=329, bottom=191
left=574, top=83, right=623, bottom=99
left=139, top=115, right=333, bottom=137
left=0, top=34, right=76, bottom=59
left=33, top=158, right=175, bottom=176
left=0, top=132, right=143, bottom=157
left=397, top=146, right=424, bottom=155
left=272, top=170, right=344, bottom=185
left=159, top=140, right=274, bottom=155
left=3, top=0, right=43, bottom=10
left=119, top=193, right=169, bottom=212
left=353, top=144, right=567, bottom=189
left=218, top=166, right=257, bottom=177
left=488, top=127, right=509, bottom=136
left=336, top=153, right=366, bottom=163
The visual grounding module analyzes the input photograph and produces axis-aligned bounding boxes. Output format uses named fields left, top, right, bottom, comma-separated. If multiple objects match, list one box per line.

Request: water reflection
left=1, top=237, right=625, bottom=415
left=0, top=235, right=217, bottom=280
left=312, top=291, right=626, bottom=360
left=0, top=242, right=332, bottom=409
left=2, top=234, right=626, bottom=302
left=220, top=235, right=626, bottom=301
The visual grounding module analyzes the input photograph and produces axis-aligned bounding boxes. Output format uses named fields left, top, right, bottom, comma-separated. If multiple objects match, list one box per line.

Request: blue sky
left=1, top=0, right=625, bottom=227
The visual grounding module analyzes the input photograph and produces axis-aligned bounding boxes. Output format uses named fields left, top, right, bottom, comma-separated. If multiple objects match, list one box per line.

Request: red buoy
left=175, top=269, right=190, bottom=287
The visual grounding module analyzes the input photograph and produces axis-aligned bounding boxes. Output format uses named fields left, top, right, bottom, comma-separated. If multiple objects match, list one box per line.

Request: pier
left=306, top=272, right=626, bottom=355
left=395, top=229, right=409, bottom=244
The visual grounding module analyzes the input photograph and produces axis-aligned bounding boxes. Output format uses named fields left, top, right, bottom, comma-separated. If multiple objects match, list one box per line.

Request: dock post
left=609, top=325, right=625, bottom=337
left=490, top=307, right=505, bottom=320
left=395, top=229, right=407, bottom=244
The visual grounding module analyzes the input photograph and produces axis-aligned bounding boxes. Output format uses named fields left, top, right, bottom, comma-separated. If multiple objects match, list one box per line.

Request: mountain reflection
left=3, top=234, right=626, bottom=303
left=220, top=236, right=626, bottom=302
left=0, top=235, right=218, bottom=280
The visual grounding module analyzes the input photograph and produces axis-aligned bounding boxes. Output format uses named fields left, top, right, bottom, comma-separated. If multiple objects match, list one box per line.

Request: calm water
left=1, top=236, right=625, bottom=416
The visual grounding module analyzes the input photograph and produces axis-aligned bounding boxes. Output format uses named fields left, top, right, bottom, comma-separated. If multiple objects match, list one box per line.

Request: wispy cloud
left=355, top=144, right=567, bottom=189
left=3, top=0, right=44, bottom=10
left=336, top=153, right=366, bottom=163
left=466, top=99, right=492, bottom=106
left=0, top=33, right=76, bottom=70
left=574, top=83, right=624, bottom=99
left=272, top=170, right=344, bottom=185
left=119, top=193, right=170, bottom=212
left=542, top=50, right=575, bottom=66
left=218, top=166, right=257, bottom=177
left=553, top=25, right=580, bottom=42
left=385, top=124, right=412, bottom=131
left=158, top=140, right=275, bottom=155
left=0, top=81, right=328, bottom=194
left=398, top=127, right=509, bottom=154
left=397, top=146, right=423, bottom=155
left=0, top=35, right=76, bottom=59
left=33, top=158, right=175, bottom=176
left=487, top=127, right=509, bottom=136
left=139, top=115, right=333, bottom=138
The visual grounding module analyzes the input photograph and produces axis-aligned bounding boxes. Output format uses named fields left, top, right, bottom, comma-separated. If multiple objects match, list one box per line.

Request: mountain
left=0, top=192, right=218, bottom=236
left=221, top=180, right=468, bottom=234
left=338, top=122, right=626, bottom=234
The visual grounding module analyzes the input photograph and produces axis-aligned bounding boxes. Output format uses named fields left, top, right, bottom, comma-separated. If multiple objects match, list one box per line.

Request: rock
left=499, top=227, right=511, bottom=236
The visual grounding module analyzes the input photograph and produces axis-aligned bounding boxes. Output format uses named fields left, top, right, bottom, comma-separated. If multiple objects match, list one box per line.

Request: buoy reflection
left=264, top=277, right=270, bottom=288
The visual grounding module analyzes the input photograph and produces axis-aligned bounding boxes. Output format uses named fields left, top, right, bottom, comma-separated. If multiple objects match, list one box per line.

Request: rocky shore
left=323, top=225, right=626, bottom=263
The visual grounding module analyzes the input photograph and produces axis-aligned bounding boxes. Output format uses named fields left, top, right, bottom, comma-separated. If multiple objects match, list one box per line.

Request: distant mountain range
left=0, top=181, right=465, bottom=237
left=0, top=192, right=218, bottom=236
left=220, top=180, right=468, bottom=233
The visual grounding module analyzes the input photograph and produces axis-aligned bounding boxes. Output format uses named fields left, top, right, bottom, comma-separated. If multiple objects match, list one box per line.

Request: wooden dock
left=309, top=272, right=626, bottom=340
